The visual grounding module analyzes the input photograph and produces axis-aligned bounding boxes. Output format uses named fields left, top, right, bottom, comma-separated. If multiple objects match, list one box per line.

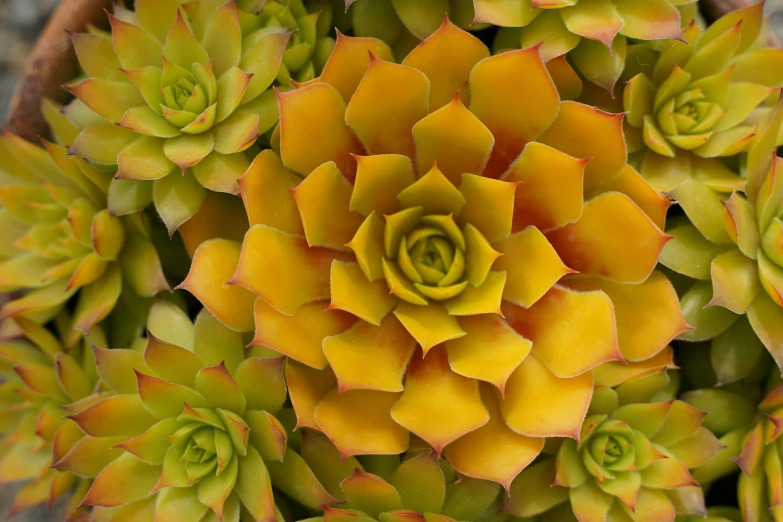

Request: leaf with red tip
left=286, top=360, right=337, bottom=430
left=136, top=371, right=208, bottom=419
left=503, top=285, right=622, bottom=377
left=115, top=418, right=181, bottom=465
left=391, top=347, right=488, bottom=454
left=93, top=347, right=150, bottom=394
left=316, top=388, right=408, bottom=457
left=320, top=33, right=394, bottom=102
left=402, top=19, right=489, bottom=111
left=69, top=394, right=157, bottom=438
left=195, top=363, right=246, bottom=414
left=278, top=82, right=363, bottom=180
left=82, top=453, right=160, bottom=508
left=501, top=353, right=593, bottom=440
left=444, top=383, right=544, bottom=490
left=235, top=446, right=276, bottom=522
left=66, top=79, right=145, bottom=123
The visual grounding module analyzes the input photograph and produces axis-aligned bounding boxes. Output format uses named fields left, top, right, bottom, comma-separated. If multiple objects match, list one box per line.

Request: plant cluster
left=0, top=1, right=782, bottom=521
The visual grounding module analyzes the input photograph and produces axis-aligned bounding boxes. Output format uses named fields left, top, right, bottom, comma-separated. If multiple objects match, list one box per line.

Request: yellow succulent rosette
left=180, top=20, right=687, bottom=490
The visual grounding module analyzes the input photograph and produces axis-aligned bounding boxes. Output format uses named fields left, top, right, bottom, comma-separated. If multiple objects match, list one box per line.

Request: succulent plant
left=475, top=0, right=690, bottom=91
left=298, top=431, right=505, bottom=522
left=236, top=0, right=335, bottom=87
left=682, top=368, right=783, bottom=522
left=623, top=3, right=783, bottom=191
left=659, top=94, right=783, bottom=377
left=64, top=0, right=293, bottom=233
left=504, top=397, right=721, bottom=522
left=335, top=0, right=483, bottom=58
left=68, top=301, right=335, bottom=522
left=183, top=19, right=686, bottom=491
left=0, top=316, right=107, bottom=520
left=0, top=131, right=168, bottom=340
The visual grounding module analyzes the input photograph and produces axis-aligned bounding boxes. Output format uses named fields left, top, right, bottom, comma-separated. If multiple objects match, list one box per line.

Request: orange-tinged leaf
left=324, top=315, right=416, bottom=393
left=346, top=56, right=429, bottom=158
left=402, top=19, right=489, bottom=111
left=316, top=389, right=409, bottom=457
left=195, top=362, right=246, bottom=414
left=238, top=150, right=303, bottom=234
left=350, top=154, right=415, bottom=217
left=279, top=82, right=363, bottom=180
left=329, top=261, right=397, bottom=325
left=69, top=394, right=157, bottom=438
left=292, top=162, right=364, bottom=251
left=445, top=384, right=543, bottom=490
left=501, top=353, right=593, bottom=440
left=493, top=226, right=572, bottom=308
left=143, top=334, right=203, bottom=388
left=52, top=435, right=124, bottom=478
left=286, top=360, right=337, bottom=430
left=501, top=142, right=586, bottom=233
left=547, top=192, right=669, bottom=283
left=586, top=165, right=671, bottom=230
left=458, top=174, right=516, bottom=242
left=251, top=298, right=355, bottom=370
left=538, top=101, right=626, bottom=188
left=340, top=469, right=404, bottom=517
left=709, top=249, right=761, bottom=314
left=233, top=224, right=350, bottom=316
left=640, top=456, right=697, bottom=489
left=65, top=78, right=145, bottom=123
left=564, top=271, right=687, bottom=362
left=320, top=32, right=394, bottom=102
left=393, top=302, right=466, bottom=355
left=178, top=238, right=256, bottom=332
left=136, top=371, right=208, bottom=419
left=504, top=285, right=622, bottom=377
left=397, top=163, right=466, bottom=215
left=411, top=95, right=494, bottom=184
left=82, top=453, right=160, bottom=508
left=445, top=314, right=531, bottom=394
left=179, top=192, right=249, bottom=257
left=470, top=47, right=560, bottom=177
left=391, top=347, right=488, bottom=454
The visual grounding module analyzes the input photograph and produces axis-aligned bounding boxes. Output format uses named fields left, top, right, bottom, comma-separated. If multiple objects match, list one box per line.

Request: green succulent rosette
left=0, top=129, right=168, bottom=341
left=623, top=2, right=783, bottom=192
left=234, top=0, right=336, bottom=87
left=297, top=431, right=505, bottom=522
left=0, top=316, right=109, bottom=520
left=64, top=0, right=293, bottom=233
left=504, top=390, right=720, bottom=522
left=66, top=301, right=335, bottom=522
left=659, top=91, right=783, bottom=378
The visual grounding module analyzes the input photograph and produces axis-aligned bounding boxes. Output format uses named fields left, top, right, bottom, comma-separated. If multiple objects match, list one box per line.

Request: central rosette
left=388, top=212, right=468, bottom=302
left=159, top=60, right=218, bottom=134
left=585, top=423, right=636, bottom=477
left=168, top=406, right=245, bottom=484
left=654, top=86, right=724, bottom=151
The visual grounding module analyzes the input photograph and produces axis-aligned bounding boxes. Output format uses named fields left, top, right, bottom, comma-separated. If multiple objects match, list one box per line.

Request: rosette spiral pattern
left=505, top=400, right=721, bottom=522
left=65, top=0, right=292, bottom=232
left=184, top=19, right=687, bottom=491
left=623, top=3, right=783, bottom=191
left=0, top=132, right=168, bottom=338
left=67, top=302, right=336, bottom=522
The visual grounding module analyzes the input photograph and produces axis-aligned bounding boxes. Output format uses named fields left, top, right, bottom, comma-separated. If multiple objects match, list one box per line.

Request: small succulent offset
left=506, top=399, right=721, bottom=522
left=660, top=95, right=783, bottom=377
left=65, top=0, right=292, bottom=233
left=623, top=2, right=783, bottom=191
left=0, top=317, right=107, bottom=520
left=0, top=130, right=168, bottom=339
left=182, top=18, right=687, bottom=493
left=299, top=432, right=507, bottom=522
left=68, top=302, right=335, bottom=522
left=337, top=0, right=483, bottom=58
